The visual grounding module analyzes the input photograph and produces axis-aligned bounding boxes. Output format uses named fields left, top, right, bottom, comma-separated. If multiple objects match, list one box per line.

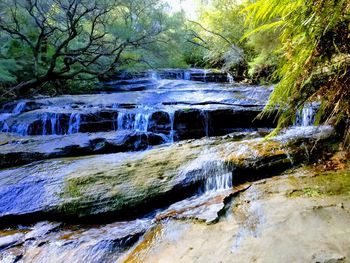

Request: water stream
left=295, top=104, right=317, bottom=126
left=0, top=69, right=283, bottom=262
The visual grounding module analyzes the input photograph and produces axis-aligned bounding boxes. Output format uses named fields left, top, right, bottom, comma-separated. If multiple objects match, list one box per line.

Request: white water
left=134, top=113, right=150, bottom=132
left=117, top=112, right=150, bottom=132
left=200, top=110, right=210, bottom=137
left=184, top=71, right=191, bottom=81
left=168, top=111, right=175, bottom=143
left=12, top=123, right=30, bottom=136
left=296, top=105, right=316, bottom=126
left=148, top=71, right=160, bottom=81
left=204, top=171, right=233, bottom=193
left=41, top=114, right=48, bottom=135
left=227, top=73, right=234, bottom=84
left=12, top=101, right=26, bottom=114
left=181, top=148, right=233, bottom=193
left=0, top=101, right=27, bottom=133
left=50, top=114, right=60, bottom=135
left=68, top=113, right=81, bottom=134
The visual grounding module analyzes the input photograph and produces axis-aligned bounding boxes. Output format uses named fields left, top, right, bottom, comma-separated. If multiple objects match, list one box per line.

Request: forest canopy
left=0, top=0, right=188, bottom=96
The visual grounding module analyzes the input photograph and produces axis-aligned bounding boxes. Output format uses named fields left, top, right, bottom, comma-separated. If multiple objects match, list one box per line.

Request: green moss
left=287, top=167, right=350, bottom=198
left=58, top=142, right=204, bottom=216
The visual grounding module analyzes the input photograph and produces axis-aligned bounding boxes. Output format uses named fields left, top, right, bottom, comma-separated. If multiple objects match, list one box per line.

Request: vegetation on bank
left=0, top=0, right=349, bottom=147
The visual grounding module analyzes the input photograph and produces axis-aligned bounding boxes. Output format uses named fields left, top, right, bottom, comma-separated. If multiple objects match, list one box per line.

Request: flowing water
left=295, top=104, right=318, bottom=126
left=0, top=69, right=284, bottom=262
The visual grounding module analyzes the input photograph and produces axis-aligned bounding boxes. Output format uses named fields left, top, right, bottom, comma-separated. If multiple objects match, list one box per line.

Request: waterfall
left=148, top=71, right=160, bottom=81
left=1, top=122, right=9, bottom=133
left=203, top=69, right=208, bottom=82
left=227, top=73, right=234, bottom=84
left=296, top=105, right=316, bottom=127
left=184, top=71, right=191, bottom=81
left=201, top=110, right=210, bottom=137
left=117, top=113, right=134, bottom=130
left=181, top=148, right=233, bottom=193
left=12, top=101, right=26, bottom=114
left=0, top=101, right=26, bottom=134
left=134, top=113, right=150, bottom=132
left=42, top=114, right=48, bottom=135
left=117, top=112, right=150, bottom=132
left=168, top=111, right=175, bottom=143
left=68, top=113, right=81, bottom=134
left=12, top=123, right=30, bottom=136
left=201, top=159, right=232, bottom=193
left=50, top=113, right=60, bottom=135
left=204, top=171, right=233, bottom=192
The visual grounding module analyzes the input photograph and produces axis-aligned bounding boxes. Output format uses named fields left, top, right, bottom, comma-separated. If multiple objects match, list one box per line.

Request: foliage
left=0, top=0, right=188, bottom=99
left=186, top=0, right=280, bottom=81
left=186, top=0, right=250, bottom=78
left=244, top=0, right=350, bottom=148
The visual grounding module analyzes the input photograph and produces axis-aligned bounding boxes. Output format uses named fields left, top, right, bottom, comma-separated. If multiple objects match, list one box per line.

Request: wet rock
left=224, top=126, right=336, bottom=185
left=100, top=78, right=157, bottom=92
left=79, top=111, right=118, bottom=133
left=148, top=111, right=171, bottom=134
left=156, top=184, right=250, bottom=224
left=207, top=107, right=277, bottom=136
left=174, top=109, right=206, bottom=140
left=2, top=109, right=120, bottom=136
left=0, top=233, right=24, bottom=251
left=25, top=222, right=61, bottom=240
left=0, top=219, right=151, bottom=263
left=173, top=107, right=277, bottom=140
left=122, top=162, right=350, bottom=263
left=0, top=126, right=335, bottom=224
left=0, top=131, right=166, bottom=169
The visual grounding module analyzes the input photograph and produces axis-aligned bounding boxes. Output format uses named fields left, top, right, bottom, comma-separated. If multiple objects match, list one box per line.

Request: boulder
left=174, top=109, right=206, bottom=140
left=0, top=131, right=165, bottom=169
left=207, top=107, right=278, bottom=136
left=0, top=126, right=335, bottom=224
left=148, top=111, right=171, bottom=134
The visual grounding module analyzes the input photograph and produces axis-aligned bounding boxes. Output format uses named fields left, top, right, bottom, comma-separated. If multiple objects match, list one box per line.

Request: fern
left=244, top=0, right=350, bottom=148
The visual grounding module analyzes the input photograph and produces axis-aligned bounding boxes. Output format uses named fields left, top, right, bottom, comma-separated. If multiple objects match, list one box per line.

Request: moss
left=225, top=140, right=286, bottom=166
left=287, top=166, right=350, bottom=198
left=59, top=142, right=204, bottom=215
left=288, top=188, right=322, bottom=198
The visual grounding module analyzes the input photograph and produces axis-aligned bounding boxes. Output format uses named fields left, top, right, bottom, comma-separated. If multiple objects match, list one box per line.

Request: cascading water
left=296, top=105, right=316, bottom=126
left=184, top=71, right=191, bottom=81
left=181, top=148, right=233, bottom=193
left=204, top=170, right=233, bottom=193
left=68, top=113, right=81, bottom=134
left=134, top=113, right=150, bottom=132
left=201, top=159, right=233, bottom=193
left=117, top=112, right=150, bottom=132
left=0, top=101, right=27, bottom=134
left=12, top=101, right=26, bottom=114
left=168, top=111, right=175, bottom=143
left=227, top=73, right=234, bottom=84
left=148, top=71, right=160, bottom=81
left=41, top=114, right=48, bottom=135
left=117, top=113, right=134, bottom=130
left=12, top=123, right=30, bottom=136
left=200, top=110, right=210, bottom=137
left=50, top=113, right=60, bottom=135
